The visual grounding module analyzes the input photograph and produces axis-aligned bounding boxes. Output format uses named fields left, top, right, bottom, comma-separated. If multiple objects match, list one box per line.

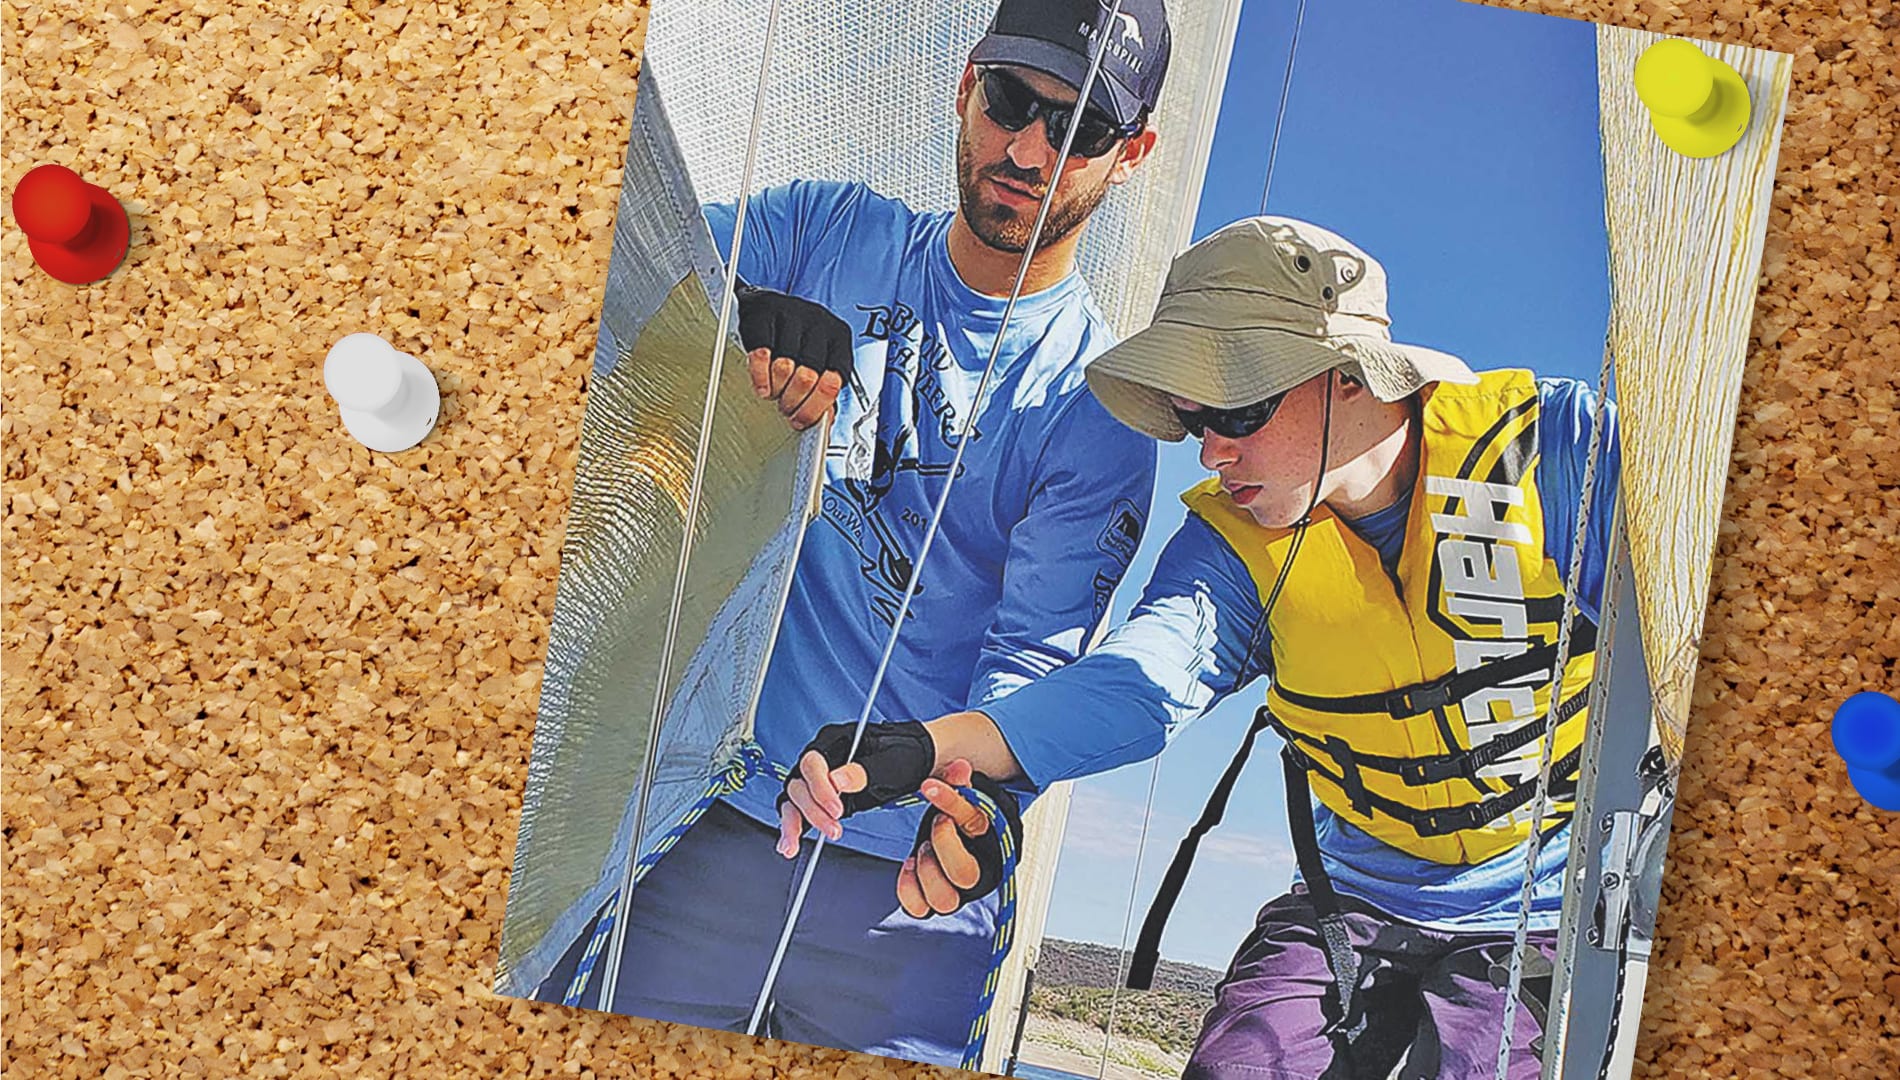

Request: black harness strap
left=1274, top=640, right=1556, bottom=717
left=1282, top=738, right=1585, bottom=838
left=1272, top=620, right=1596, bottom=719
left=1284, top=748, right=1369, bottom=1060
left=1125, top=706, right=1275, bottom=991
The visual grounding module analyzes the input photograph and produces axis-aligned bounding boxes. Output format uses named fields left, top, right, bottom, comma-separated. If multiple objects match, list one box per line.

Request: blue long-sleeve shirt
left=982, top=377, right=1620, bottom=931
left=703, top=180, right=1158, bottom=861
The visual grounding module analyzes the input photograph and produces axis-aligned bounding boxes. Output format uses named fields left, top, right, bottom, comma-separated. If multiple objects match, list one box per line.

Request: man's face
left=953, top=64, right=1156, bottom=254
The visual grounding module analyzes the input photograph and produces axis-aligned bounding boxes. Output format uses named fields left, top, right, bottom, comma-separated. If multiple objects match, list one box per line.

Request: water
left=1007, top=1063, right=1097, bottom=1080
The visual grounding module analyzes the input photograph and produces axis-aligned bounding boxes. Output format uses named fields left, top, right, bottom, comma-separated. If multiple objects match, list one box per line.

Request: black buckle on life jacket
left=1415, top=802, right=1484, bottom=837
left=1399, top=755, right=1465, bottom=787
left=1385, top=680, right=1454, bottom=718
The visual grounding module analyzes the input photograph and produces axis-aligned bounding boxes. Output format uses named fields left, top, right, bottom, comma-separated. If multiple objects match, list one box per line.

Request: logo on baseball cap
left=971, top=0, right=1173, bottom=129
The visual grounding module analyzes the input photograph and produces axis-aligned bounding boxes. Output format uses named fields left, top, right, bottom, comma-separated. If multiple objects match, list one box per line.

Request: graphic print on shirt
left=1092, top=498, right=1144, bottom=624
left=820, top=299, right=981, bottom=629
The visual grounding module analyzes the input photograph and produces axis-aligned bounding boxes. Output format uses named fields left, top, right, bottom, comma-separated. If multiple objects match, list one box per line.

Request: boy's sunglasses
left=976, top=66, right=1141, bottom=160
left=1172, top=391, right=1289, bottom=440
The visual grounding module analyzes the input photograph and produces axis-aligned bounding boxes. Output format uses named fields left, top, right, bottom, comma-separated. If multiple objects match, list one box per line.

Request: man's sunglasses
left=976, top=66, right=1141, bottom=160
left=1172, top=391, right=1289, bottom=440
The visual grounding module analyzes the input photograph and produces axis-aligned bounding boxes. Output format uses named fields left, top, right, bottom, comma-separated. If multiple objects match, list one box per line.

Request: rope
left=564, top=744, right=772, bottom=1008
left=564, top=740, right=1018, bottom=1070
left=1491, top=341, right=1617, bottom=1080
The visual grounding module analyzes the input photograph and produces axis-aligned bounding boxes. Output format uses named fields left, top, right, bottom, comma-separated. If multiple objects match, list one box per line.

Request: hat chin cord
left=1234, top=368, right=1335, bottom=685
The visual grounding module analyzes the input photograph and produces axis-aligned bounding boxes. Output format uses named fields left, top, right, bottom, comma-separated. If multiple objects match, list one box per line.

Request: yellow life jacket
left=1183, top=369, right=1595, bottom=865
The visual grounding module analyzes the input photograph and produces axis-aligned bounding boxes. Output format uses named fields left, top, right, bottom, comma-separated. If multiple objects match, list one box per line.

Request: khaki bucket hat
left=1086, top=216, right=1478, bottom=441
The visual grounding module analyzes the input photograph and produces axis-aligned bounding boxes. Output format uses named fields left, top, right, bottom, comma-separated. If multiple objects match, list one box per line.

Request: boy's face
left=1174, top=372, right=1340, bottom=529
left=952, top=64, right=1157, bottom=254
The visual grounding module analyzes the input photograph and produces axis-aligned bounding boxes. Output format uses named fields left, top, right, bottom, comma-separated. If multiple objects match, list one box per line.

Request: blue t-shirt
left=982, top=377, right=1620, bottom=932
left=702, top=181, right=1158, bottom=861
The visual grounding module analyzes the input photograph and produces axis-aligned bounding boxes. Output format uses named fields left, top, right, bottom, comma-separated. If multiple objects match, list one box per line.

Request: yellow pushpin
left=1633, top=39, right=1751, bottom=158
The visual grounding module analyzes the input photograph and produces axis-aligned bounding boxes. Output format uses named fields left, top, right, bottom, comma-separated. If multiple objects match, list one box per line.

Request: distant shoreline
left=1034, top=937, right=1224, bottom=994
left=1014, top=1013, right=1189, bottom=1080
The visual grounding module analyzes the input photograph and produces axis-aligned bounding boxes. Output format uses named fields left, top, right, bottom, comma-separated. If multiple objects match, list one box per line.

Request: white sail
left=1595, top=27, right=1792, bottom=763
left=645, top=0, right=1244, bottom=338
left=496, top=78, right=826, bottom=996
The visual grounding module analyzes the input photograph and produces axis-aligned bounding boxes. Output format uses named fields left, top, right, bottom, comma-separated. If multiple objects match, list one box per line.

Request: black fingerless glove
left=912, top=770, right=1024, bottom=908
left=734, top=284, right=855, bottom=380
left=783, top=720, right=936, bottom=819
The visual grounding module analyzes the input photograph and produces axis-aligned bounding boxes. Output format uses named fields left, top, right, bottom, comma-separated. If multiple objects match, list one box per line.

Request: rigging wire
left=598, top=0, right=791, bottom=1014
left=1492, top=337, right=1617, bottom=1080
left=1259, top=0, right=1308, bottom=216
left=744, top=0, right=1135, bottom=1039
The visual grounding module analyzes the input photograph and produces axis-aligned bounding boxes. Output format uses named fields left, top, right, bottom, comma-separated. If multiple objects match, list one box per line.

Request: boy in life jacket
left=777, top=216, right=1620, bottom=1078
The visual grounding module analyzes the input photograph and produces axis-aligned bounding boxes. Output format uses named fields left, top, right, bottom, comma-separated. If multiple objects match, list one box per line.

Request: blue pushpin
left=1831, top=692, right=1900, bottom=812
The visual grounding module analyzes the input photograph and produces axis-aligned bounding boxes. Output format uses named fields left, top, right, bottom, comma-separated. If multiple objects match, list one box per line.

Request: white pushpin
left=323, top=333, right=440, bottom=452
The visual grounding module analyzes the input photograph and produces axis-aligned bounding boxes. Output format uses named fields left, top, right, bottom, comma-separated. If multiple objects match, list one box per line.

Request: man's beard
left=956, top=133, right=1114, bottom=255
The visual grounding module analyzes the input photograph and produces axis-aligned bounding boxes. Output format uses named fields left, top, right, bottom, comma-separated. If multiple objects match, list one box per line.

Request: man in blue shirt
left=535, top=0, right=1179, bottom=1067
left=784, top=216, right=1619, bottom=1078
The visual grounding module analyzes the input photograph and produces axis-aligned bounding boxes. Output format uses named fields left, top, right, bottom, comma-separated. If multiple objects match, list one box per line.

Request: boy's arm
left=777, top=512, right=1270, bottom=849
left=973, top=511, right=1267, bottom=789
left=894, top=514, right=1270, bottom=916
left=1535, top=378, right=1622, bottom=623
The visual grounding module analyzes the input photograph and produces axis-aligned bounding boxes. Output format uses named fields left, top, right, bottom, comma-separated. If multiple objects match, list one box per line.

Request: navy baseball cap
left=970, top=0, right=1173, bottom=129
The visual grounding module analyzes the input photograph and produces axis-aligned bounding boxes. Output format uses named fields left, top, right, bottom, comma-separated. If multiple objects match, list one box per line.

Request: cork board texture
left=2, top=1, right=1893, bottom=1078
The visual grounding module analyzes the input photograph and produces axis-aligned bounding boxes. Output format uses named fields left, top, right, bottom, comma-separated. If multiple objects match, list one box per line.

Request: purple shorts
left=1186, top=886, right=1557, bottom=1080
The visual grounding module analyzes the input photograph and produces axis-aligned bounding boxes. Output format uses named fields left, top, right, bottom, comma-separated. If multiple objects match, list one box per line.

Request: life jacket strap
left=1273, top=619, right=1597, bottom=718
left=1326, top=734, right=1374, bottom=816
left=1283, top=748, right=1370, bottom=1054
left=1282, top=737, right=1584, bottom=838
left=1269, top=685, right=1591, bottom=787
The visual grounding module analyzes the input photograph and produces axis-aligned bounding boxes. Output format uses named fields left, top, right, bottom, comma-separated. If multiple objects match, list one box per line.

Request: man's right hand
left=735, top=285, right=854, bottom=432
left=896, top=760, right=1023, bottom=919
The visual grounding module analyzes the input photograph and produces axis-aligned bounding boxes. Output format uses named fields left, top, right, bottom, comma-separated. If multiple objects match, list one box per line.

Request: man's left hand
left=777, top=720, right=936, bottom=857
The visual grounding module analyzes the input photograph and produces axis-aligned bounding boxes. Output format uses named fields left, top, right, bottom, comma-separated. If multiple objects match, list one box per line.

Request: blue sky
left=1038, top=0, right=1612, bottom=971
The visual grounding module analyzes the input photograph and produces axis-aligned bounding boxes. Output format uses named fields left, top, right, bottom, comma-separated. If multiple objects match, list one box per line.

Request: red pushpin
left=11, top=164, right=131, bottom=285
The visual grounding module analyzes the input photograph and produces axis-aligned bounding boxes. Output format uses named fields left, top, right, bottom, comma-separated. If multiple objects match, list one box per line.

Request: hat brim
left=1085, top=321, right=1478, bottom=442
left=969, top=34, right=1144, bottom=128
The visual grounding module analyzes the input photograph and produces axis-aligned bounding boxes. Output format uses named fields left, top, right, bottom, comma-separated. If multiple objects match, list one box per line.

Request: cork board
left=2, top=2, right=1893, bottom=1078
